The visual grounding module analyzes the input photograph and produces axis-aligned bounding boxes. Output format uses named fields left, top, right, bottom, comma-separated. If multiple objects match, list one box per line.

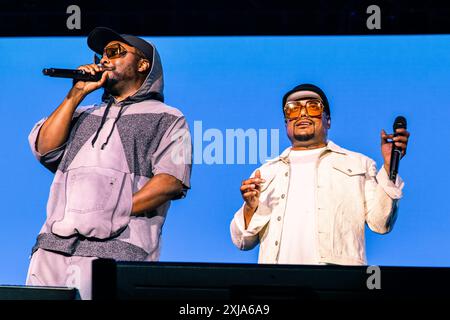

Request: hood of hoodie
left=101, top=41, right=164, bottom=105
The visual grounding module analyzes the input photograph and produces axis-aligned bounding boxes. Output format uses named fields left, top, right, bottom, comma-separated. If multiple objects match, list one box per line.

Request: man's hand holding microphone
left=37, top=63, right=109, bottom=155
left=71, top=63, right=109, bottom=96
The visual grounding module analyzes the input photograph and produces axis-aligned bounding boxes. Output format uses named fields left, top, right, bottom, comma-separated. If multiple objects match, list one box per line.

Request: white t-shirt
left=278, top=147, right=325, bottom=265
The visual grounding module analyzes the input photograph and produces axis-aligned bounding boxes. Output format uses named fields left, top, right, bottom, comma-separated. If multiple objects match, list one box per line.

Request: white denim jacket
left=230, top=141, right=404, bottom=265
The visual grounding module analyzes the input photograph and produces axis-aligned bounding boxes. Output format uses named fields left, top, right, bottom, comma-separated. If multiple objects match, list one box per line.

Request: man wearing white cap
left=230, top=83, right=410, bottom=266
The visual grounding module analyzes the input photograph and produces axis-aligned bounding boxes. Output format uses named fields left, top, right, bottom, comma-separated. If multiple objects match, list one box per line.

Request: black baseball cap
left=87, top=27, right=154, bottom=62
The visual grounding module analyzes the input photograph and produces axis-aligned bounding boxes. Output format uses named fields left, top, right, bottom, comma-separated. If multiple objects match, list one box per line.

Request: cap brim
left=285, top=90, right=321, bottom=102
left=87, top=27, right=130, bottom=54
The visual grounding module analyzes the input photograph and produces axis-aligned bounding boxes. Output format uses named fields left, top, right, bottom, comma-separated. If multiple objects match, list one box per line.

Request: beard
left=102, top=76, right=122, bottom=98
left=293, top=119, right=315, bottom=141
left=102, top=67, right=137, bottom=97
left=294, top=132, right=315, bottom=141
left=103, top=76, right=118, bottom=91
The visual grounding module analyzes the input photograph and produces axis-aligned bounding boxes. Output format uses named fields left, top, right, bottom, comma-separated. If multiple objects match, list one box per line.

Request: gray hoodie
left=29, top=44, right=192, bottom=261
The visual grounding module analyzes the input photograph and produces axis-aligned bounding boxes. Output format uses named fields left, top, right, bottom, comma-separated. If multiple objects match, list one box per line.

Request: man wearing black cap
left=26, top=27, right=192, bottom=299
left=230, top=84, right=410, bottom=266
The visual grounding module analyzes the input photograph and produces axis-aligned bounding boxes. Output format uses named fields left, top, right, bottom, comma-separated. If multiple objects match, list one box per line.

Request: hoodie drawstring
left=91, top=97, right=113, bottom=148
left=100, top=105, right=127, bottom=150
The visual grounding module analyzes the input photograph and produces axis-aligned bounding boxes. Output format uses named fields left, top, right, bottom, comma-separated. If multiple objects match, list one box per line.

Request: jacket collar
left=267, top=140, right=347, bottom=164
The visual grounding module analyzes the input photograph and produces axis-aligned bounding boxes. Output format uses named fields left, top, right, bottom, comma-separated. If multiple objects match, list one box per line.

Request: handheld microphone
left=389, top=116, right=407, bottom=182
left=42, top=65, right=104, bottom=82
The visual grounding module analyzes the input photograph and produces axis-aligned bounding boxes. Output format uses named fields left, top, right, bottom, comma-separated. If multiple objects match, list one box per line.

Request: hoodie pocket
left=51, top=166, right=132, bottom=239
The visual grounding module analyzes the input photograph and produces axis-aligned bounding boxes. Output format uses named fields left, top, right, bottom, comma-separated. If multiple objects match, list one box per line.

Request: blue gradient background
left=1, top=35, right=449, bottom=285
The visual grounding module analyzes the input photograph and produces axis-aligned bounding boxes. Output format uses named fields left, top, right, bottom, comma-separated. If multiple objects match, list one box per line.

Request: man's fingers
left=240, top=184, right=256, bottom=192
left=77, top=66, right=90, bottom=73
left=83, top=65, right=95, bottom=75
left=382, top=129, right=410, bottom=144
left=78, top=64, right=101, bottom=76
left=243, top=191, right=258, bottom=199
left=381, top=129, right=391, bottom=144
left=242, top=177, right=266, bottom=186
left=383, top=129, right=411, bottom=138
left=93, top=64, right=103, bottom=73
left=98, top=71, right=108, bottom=84
left=241, top=184, right=263, bottom=196
left=241, top=170, right=265, bottom=197
left=394, top=142, right=407, bottom=149
left=252, top=170, right=265, bottom=184
left=393, top=135, right=408, bottom=143
left=391, top=128, right=410, bottom=139
left=394, top=128, right=410, bottom=136
left=242, top=178, right=256, bottom=185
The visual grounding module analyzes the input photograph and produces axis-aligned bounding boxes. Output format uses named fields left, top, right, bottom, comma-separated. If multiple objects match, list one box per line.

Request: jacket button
left=285, top=172, right=288, bottom=177
left=275, top=241, right=279, bottom=246
left=347, top=169, right=352, bottom=173
left=277, top=216, right=281, bottom=221
left=281, top=194, right=285, bottom=199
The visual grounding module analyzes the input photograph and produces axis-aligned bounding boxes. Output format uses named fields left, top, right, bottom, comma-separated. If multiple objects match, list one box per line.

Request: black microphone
left=42, top=67, right=103, bottom=82
left=389, top=116, right=407, bottom=182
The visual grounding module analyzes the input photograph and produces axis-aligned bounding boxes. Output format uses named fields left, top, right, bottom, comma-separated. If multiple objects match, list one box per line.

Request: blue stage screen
left=1, top=35, right=449, bottom=285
